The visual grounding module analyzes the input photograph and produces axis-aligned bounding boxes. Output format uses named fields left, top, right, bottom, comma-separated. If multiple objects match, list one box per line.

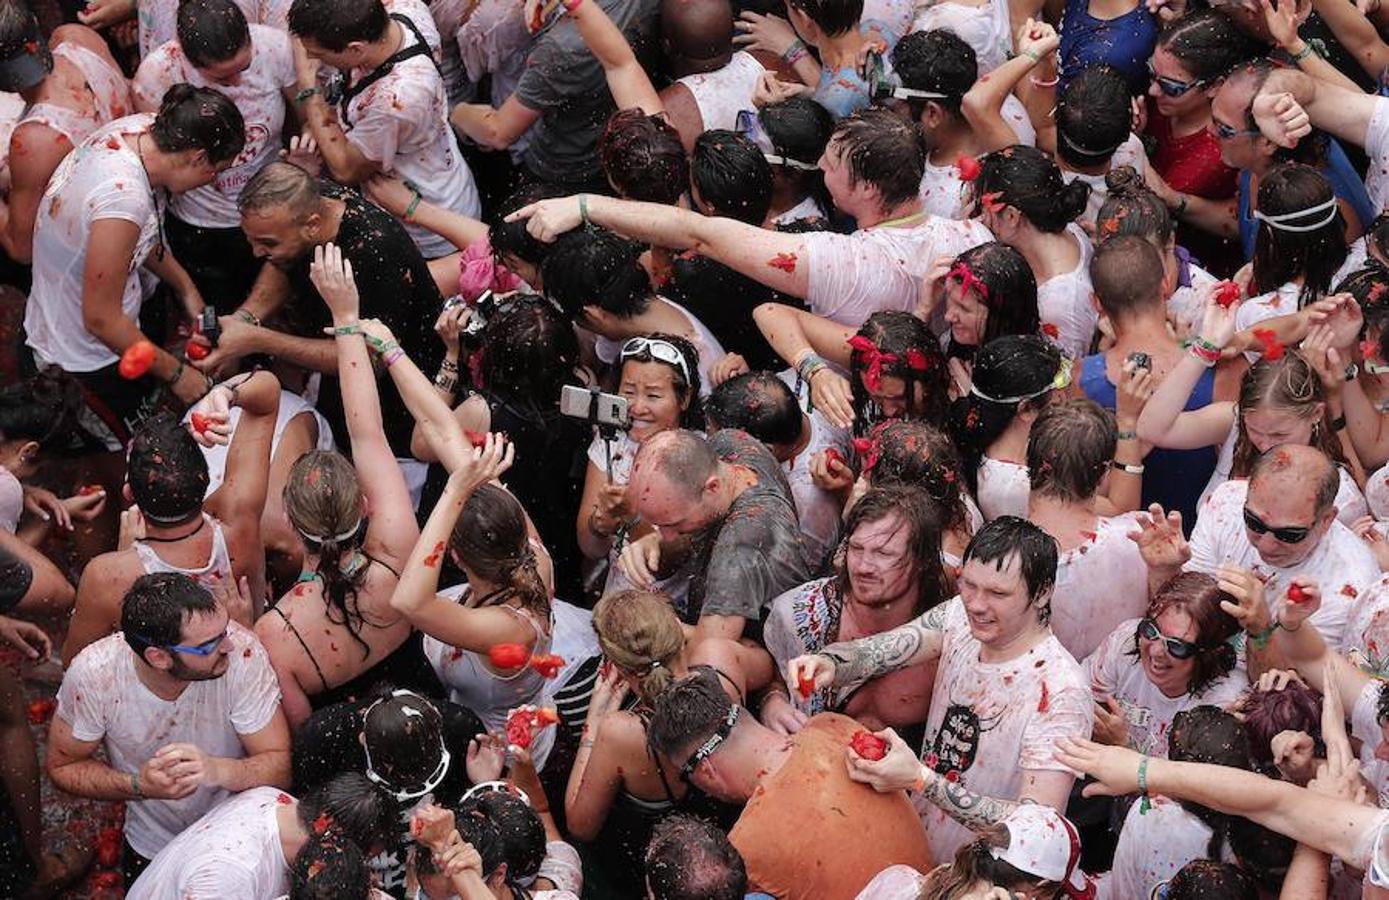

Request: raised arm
left=752, top=302, right=857, bottom=428
left=566, top=0, right=662, bottom=114
left=962, top=21, right=1056, bottom=152
left=309, top=244, right=419, bottom=567
left=1253, top=67, right=1381, bottom=152
left=1268, top=582, right=1372, bottom=709
left=1136, top=287, right=1238, bottom=450
left=511, top=195, right=811, bottom=298
left=1310, top=0, right=1389, bottom=79
left=366, top=176, right=490, bottom=251
left=290, top=39, right=379, bottom=184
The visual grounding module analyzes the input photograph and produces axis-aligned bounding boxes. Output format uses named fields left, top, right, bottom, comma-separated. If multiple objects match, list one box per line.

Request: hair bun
left=1056, top=178, right=1092, bottom=224
left=1104, top=164, right=1145, bottom=197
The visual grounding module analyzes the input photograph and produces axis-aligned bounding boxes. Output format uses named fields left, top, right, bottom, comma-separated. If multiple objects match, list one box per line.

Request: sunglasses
left=1148, top=62, right=1207, bottom=98
left=1137, top=618, right=1200, bottom=659
left=679, top=704, right=740, bottom=783
left=1242, top=507, right=1313, bottom=544
left=621, top=336, right=692, bottom=386
left=164, top=628, right=229, bottom=656
left=1213, top=118, right=1260, bottom=140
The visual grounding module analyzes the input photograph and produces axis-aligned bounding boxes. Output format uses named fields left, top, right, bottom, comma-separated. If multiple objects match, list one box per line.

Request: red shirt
left=1146, top=100, right=1238, bottom=200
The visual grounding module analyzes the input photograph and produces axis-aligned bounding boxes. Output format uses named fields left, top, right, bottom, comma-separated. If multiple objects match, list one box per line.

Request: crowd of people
left=12, top=0, right=1389, bottom=894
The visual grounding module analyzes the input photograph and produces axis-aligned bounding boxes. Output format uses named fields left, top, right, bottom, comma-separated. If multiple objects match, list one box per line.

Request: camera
left=453, top=291, right=499, bottom=351
left=1126, top=351, right=1151, bottom=371
left=200, top=307, right=220, bottom=346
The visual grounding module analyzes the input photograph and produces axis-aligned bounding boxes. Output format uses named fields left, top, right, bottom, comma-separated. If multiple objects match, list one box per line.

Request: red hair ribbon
left=948, top=260, right=989, bottom=301
left=847, top=335, right=898, bottom=391
left=1252, top=328, right=1285, bottom=361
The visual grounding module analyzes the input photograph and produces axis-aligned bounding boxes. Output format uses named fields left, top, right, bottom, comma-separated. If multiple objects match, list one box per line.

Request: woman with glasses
left=564, top=589, right=771, bottom=896
left=577, top=334, right=702, bottom=598
left=1137, top=288, right=1369, bottom=527
left=1143, top=10, right=1258, bottom=276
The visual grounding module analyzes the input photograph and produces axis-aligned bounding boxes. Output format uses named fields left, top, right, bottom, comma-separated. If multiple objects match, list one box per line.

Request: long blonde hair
left=592, top=590, right=684, bottom=699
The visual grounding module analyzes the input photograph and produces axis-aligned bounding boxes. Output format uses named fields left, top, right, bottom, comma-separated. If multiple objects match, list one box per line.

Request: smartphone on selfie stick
left=559, top=385, right=630, bottom=481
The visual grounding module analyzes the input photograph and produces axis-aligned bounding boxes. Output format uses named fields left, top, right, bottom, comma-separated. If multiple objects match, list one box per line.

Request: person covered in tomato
left=133, top=0, right=298, bottom=303
left=564, top=590, right=773, bottom=896
left=24, top=85, right=244, bottom=449
left=789, top=516, right=1094, bottom=866
left=0, top=2, right=130, bottom=264
left=578, top=334, right=703, bottom=601
left=48, top=573, right=291, bottom=887
left=764, top=486, right=951, bottom=740
left=646, top=667, right=933, bottom=900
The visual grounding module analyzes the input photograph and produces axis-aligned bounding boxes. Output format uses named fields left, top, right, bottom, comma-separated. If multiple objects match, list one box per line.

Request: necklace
left=870, top=210, right=928, bottom=230
left=141, top=516, right=205, bottom=543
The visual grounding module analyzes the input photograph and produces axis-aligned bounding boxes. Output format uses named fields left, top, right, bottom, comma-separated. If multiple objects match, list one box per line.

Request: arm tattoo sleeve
left=921, top=775, right=1021, bottom=832
left=821, top=604, right=947, bottom=693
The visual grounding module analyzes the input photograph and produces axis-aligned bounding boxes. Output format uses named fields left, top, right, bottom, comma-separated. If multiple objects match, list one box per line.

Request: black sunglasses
left=1147, top=61, right=1207, bottom=98
left=1242, top=507, right=1313, bottom=544
left=1137, top=618, right=1199, bottom=659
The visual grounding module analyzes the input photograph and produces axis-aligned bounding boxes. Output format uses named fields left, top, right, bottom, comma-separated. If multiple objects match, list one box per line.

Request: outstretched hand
left=309, top=243, right=361, bottom=320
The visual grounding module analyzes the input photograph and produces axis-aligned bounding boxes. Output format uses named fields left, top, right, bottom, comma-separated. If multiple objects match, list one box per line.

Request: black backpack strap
left=339, top=14, right=436, bottom=126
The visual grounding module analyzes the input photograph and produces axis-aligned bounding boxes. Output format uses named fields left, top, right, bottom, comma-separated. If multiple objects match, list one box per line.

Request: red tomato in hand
left=1287, top=583, right=1308, bottom=604
left=190, top=413, right=212, bottom=435
left=529, top=653, right=565, bottom=678
left=849, top=730, right=888, bottom=760
left=185, top=340, right=210, bottom=361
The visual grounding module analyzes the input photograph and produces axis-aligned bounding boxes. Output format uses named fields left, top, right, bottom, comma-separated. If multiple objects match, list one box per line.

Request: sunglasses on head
left=1242, top=507, right=1313, bottom=544
left=621, top=336, right=692, bottom=386
left=1137, top=617, right=1200, bottom=659
left=679, top=704, right=740, bottom=783
left=1148, top=62, right=1207, bottom=98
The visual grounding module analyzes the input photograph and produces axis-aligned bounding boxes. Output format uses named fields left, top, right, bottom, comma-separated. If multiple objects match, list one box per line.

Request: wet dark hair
left=1228, top=814, right=1295, bottom=892
left=177, top=0, right=251, bottom=68
left=863, top=420, right=969, bottom=534
left=599, top=109, right=689, bottom=205
left=1130, top=573, right=1240, bottom=697
left=361, top=691, right=446, bottom=796
left=297, top=771, right=398, bottom=854
left=962, top=516, right=1058, bottom=615
left=1369, top=213, right=1389, bottom=265
left=1168, top=706, right=1252, bottom=860
left=1156, top=8, right=1260, bottom=82
left=150, top=83, right=245, bottom=164
left=128, top=412, right=209, bottom=524
left=785, top=0, right=862, bottom=36
left=121, top=572, right=218, bottom=657
left=1235, top=677, right=1324, bottom=767
left=891, top=29, right=973, bottom=120
left=692, top=130, right=772, bottom=225
left=1091, top=234, right=1167, bottom=321
left=621, top=332, right=704, bottom=429
left=946, top=242, right=1039, bottom=355
left=647, top=667, right=735, bottom=764
left=1252, top=163, right=1347, bottom=307
left=1232, top=356, right=1345, bottom=480
left=459, top=790, right=547, bottom=882
left=950, top=334, right=1063, bottom=488
left=1055, top=65, right=1131, bottom=169
left=453, top=807, right=508, bottom=882
left=757, top=97, right=833, bottom=214
left=647, top=814, right=748, bottom=900
left=831, top=108, right=927, bottom=207
left=288, top=829, right=371, bottom=900
left=0, top=370, right=81, bottom=452
left=1096, top=166, right=1174, bottom=249
left=451, top=482, right=550, bottom=622
left=541, top=228, right=651, bottom=320
left=705, top=371, right=800, bottom=446
left=976, top=145, right=1089, bottom=233
left=849, top=311, right=949, bottom=436
left=1336, top=263, right=1389, bottom=364
left=1027, top=398, right=1116, bottom=501
left=1164, top=860, right=1257, bottom=900
left=491, top=183, right=565, bottom=272
left=837, top=485, right=950, bottom=617
left=287, top=0, right=388, bottom=50
left=479, top=294, right=581, bottom=409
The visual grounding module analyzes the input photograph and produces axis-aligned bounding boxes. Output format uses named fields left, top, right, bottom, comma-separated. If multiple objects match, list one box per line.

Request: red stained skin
left=422, top=540, right=445, bottom=567
left=77, top=484, right=103, bottom=496
left=118, top=341, right=157, bottom=379
left=849, top=730, right=888, bottom=760
left=464, top=430, right=487, bottom=448
left=767, top=252, right=798, bottom=273
left=1252, top=328, right=1285, bottom=361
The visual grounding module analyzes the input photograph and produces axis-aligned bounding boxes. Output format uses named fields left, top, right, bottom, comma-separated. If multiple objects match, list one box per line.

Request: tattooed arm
left=917, top=764, right=1021, bottom=831
left=818, top=600, right=951, bottom=695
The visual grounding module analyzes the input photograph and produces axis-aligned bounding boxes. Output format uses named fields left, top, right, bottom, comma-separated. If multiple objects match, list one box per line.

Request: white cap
left=990, top=804, right=1094, bottom=899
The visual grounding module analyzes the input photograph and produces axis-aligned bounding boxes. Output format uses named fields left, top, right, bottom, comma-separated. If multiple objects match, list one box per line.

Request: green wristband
left=1248, top=620, right=1280, bottom=649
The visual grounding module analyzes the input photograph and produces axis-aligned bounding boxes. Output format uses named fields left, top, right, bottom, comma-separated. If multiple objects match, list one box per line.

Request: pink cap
left=990, top=804, right=1093, bottom=899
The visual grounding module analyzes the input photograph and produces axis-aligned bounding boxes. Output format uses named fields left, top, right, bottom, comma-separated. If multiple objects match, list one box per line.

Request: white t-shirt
left=1362, top=96, right=1389, bottom=218
left=591, top=296, right=726, bottom=396
left=1352, top=678, right=1389, bottom=806
left=1063, top=134, right=1148, bottom=229
left=134, top=26, right=295, bottom=228
left=773, top=194, right=828, bottom=226
left=1185, top=478, right=1381, bottom=652
left=0, top=466, right=22, bottom=533
left=675, top=51, right=763, bottom=133
left=126, top=787, right=290, bottom=900
left=139, top=0, right=260, bottom=59
left=1097, top=795, right=1218, bottom=900
left=1199, top=422, right=1369, bottom=527
left=1037, top=224, right=1097, bottom=358
left=1050, top=513, right=1150, bottom=662
left=343, top=15, right=479, bottom=258
left=1084, top=618, right=1249, bottom=758
left=976, top=455, right=1028, bottom=522
left=1344, top=575, right=1389, bottom=676
left=783, top=405, right=851, bottom=569
left=917, top=599, right=1093, bottom=864
left=911, top=0, right=1012, bottom=73
left=26, top=115, right=160, bottom=373
left=803, top=215, right=993, bottom=326
left=56, top=627, right=282, bottom=859
left=189, top=389, right=334, bottom=497
left=1167, top=260, right=1219, bottom=337
left=1233, top=282, right=1301, bottom=362
left=585, top=429, right=639, bottom=486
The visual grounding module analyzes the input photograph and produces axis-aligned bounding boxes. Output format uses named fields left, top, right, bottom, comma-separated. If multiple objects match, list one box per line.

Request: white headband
left=1254, top=197, right=1339, bottom=233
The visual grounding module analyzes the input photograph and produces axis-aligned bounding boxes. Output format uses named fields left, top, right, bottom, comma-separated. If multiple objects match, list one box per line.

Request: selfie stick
left=587, top=387, right=621, bottom=482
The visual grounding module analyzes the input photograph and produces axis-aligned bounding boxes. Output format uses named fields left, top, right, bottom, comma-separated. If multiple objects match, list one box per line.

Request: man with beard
left=47, top=573, right=289, bottom=886
left=763, top=485, right=949, bottom=735
left=194, top=161, right=444, bottom=457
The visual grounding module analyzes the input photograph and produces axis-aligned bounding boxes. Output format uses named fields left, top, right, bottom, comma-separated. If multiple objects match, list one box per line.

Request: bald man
left=619, top=429, right=811, bottom=641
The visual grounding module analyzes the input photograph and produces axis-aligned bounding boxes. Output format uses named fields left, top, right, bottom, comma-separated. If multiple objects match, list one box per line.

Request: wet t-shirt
left=285, top=188, right=444, bottom=456
left=684, top=430, right=812, bottom=627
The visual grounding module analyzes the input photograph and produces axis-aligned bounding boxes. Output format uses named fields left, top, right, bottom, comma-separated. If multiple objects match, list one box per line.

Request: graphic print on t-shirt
left=924, top=703, right=987, bottom=778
